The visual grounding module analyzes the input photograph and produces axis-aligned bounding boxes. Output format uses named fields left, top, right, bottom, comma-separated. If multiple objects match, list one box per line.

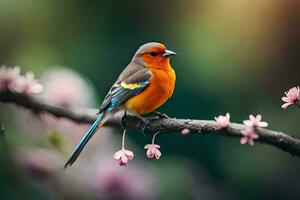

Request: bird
left=63, top=42, right=176, bottom=169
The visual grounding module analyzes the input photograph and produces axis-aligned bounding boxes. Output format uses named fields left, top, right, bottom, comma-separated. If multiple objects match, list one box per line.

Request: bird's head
left=132, top=42, right=176, bottom=69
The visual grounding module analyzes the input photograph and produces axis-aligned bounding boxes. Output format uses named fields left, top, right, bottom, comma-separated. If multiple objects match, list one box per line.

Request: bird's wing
left=99, top=63, right=152, bottom=113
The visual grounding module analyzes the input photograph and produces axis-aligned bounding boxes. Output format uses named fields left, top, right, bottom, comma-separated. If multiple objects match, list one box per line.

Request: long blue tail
left=63, top=112, right=104, bottom=170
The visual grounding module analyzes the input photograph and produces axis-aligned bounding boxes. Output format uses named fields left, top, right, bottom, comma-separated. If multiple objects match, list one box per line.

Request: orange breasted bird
left=64, top=42, right=176, bottom=169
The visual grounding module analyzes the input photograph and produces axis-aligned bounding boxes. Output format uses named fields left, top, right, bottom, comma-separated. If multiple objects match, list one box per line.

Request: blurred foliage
left=47, top=130, right=67, bottom=154
left=0, top=0, right=300, bottom=200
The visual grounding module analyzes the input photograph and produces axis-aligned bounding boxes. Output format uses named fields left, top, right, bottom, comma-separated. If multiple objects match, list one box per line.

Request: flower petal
left=282, top=102, right=293, bottom=109
left=257, top=121, right=268, bottom=127
left=146, top=149, right=154, bottom=158
left=226, top=113, right=230, bottom=119
left=243, top=120, right=253, bottom=126
left=13, top=66, right=21, bottom=75
left=281, top=97, right=290, bottom=103
left=252, top=134, right=259, bottom=139
left=113, top=150, right=123, bottom=160
left=31, top=84, right=43, bottom=94
left=181, top=128, right=190, bottom=135
left=240, top=137, right=247, bottom=144
left=121, top=154, right=128, bottom=164
left=249, top=115, right=255, bottom=121
left=155, top=149, right=161, bottom=159
left=248, top=140, right=254, bottom=146
left=25, top=71, right=34, bottom=81
left=256, top=114, right=262, bottom=121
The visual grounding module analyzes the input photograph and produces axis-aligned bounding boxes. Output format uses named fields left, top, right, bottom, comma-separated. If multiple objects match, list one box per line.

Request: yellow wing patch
left=121, top=82, right=143, bottom=90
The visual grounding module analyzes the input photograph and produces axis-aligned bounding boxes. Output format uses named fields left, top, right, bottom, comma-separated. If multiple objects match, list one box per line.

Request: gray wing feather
left=98, top=63, right=152, bottom=113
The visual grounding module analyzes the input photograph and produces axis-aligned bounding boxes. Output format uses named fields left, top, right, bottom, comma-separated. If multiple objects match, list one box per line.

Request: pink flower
left=41, top=68, right=94, bottom=107
left=181, top=128, right=190, bottom=135
left=281, top=86, right=300, bottom=109
left=214, top=113, right=230, bottom=128
left=243, top=114, right=268, bottom=127
left=240, top=127, right=259, bottom=146
left=144, top=132, right=162, bottom=159
left=0, top=65, right=20, bottom=92
left=13, top=71, right=43, bottom=95
left=144, top=144, right=161, bottom=159
left=114, top=130, right=134, bottom=166
left=113, top=148, right=134, bottom=166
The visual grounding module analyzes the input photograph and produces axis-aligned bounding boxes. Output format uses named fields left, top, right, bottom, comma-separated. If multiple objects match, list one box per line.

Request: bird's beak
left=163, top=49, right=176, bottom=57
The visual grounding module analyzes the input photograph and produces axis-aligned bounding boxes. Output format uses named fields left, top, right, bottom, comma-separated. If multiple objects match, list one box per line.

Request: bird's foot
left=121, top=111, right=128, bottom=129
left=136, top=116, right=150, bottom=135
left=154, top=111, right=170, bottom=119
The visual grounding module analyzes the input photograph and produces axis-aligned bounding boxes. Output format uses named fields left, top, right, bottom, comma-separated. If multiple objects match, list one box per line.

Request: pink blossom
left=0, top=65, right=20, bottom=92
left=240, top=127, right=259, bottom=146
left=41, top=68, right=94, bottom=107
left=281, top=86, right=300, bottom=109
left=181, top=128, right=190, bottom=135
left=113, top=148, right=134, bottom=166
left=114, top=130, right=134, bottom=166
left=144, top=132, right=162, bottom=159
left=214, top=113, right=230, bottom=128
left=243, top=114, right=268, bottom=127
left=13, top=71, right=43, bottom=95
left=144, top=144, right=161, bottom=159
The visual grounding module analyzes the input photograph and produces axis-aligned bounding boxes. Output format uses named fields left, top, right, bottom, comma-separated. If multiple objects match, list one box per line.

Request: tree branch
left=1, top=91, right=300, bottom=158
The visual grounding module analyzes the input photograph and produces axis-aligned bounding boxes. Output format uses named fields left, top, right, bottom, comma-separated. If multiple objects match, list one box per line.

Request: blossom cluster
left=214, top=113, right=268, bottom=146
left=241, top=114, right=268, bottom=145
left=113, top=148, right=134, bottom=166
left=113, top=130, right=162, bottom=166
left=0, top=65, right=43, bottom=95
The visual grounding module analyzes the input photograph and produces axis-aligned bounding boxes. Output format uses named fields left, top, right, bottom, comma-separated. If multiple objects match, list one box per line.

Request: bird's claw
left=121, top=111, right=128, bottom=129
left=137, top=118, right=150, bottom=135
left=154, top=111, right=170, bottom=119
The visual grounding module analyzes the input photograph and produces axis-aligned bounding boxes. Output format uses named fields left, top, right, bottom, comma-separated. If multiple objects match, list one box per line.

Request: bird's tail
left=63, top=112, right=104, bottom=170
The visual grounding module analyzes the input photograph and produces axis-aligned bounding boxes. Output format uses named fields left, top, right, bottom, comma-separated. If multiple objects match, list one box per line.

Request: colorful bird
left=64, top=42, right=176, bottom=169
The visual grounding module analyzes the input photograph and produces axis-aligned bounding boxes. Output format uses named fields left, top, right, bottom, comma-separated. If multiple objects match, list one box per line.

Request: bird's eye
left=150, top=51, right=158, bottom=57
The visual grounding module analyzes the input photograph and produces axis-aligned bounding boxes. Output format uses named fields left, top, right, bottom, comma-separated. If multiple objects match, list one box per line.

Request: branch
left=1, top=91, right=300, bottom=158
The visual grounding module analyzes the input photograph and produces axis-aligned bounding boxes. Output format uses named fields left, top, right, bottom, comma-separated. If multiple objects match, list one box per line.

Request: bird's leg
left=135, top=115, right=150, bottom=134
left=121, top=111, right=128, bottom=129
left=153, top=111, right=170, bottom=119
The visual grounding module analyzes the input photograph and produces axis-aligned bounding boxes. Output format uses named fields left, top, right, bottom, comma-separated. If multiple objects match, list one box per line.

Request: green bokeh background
left=0, top=1, right=300, bottom=199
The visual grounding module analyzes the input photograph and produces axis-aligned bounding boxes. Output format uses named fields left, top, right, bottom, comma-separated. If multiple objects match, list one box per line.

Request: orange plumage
left=124, top=44, right=176, bottom=115
left=124, top=66, right=175, bottom=114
